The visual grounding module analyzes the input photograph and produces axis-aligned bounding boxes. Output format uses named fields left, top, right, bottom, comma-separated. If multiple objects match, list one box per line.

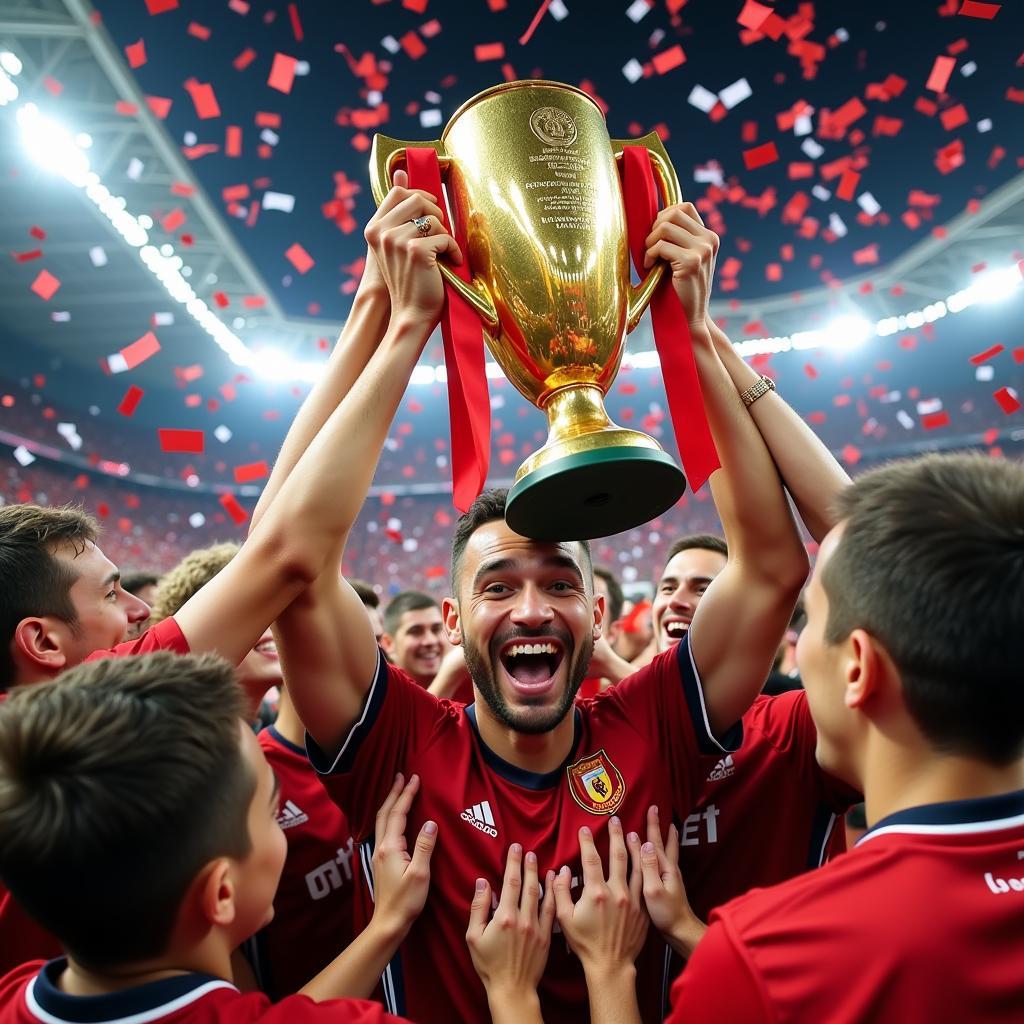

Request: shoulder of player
left=242, top=990, right=399, bottom=1021
left=0, top=961, right=43, bottom=1010
left=85, top=617, right=189, bottom=663
left=385, top=661, right=465, bottom=724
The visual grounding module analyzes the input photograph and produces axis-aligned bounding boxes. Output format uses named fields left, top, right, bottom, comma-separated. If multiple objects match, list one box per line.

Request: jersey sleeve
left=230, top=990, right=410, bottom=1022
left=761, top=690, right=861, bottom=813
left=602, top=633, right=743, bottom=816
left=667, top=916, right=772, bottom=1022
left=305, top=650, right=454, bottom=842
left=83, top=617, right=190, bottom=662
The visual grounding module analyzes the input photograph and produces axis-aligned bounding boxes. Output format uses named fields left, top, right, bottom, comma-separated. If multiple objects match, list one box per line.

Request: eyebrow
left=659, top=573, right=716, bottom=588
left=100, top=570, right=121, bottom=590
left=473, top=553, right=585, bottom=590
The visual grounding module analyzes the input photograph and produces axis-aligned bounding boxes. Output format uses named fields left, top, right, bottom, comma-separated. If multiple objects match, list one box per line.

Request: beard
left=462, top=625, right=593, bottom=735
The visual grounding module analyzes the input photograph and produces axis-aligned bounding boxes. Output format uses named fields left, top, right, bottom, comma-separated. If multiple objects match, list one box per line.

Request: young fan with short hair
left=0, top=651, right=434, bottom=1024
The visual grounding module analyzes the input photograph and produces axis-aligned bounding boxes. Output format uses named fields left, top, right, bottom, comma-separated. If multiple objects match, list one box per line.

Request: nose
left=125, top=592, right=151, bottom=623
left=668, top=585, right=693, bottom=614
left=509, top=582, right=554, bottom=629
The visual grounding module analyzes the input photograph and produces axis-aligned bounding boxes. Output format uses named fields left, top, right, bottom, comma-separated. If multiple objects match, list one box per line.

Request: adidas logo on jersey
left=277, top=799, right=309, bottom=830
left=984, top=871, right=1024, bottom=894
left=707, top=754, right=736, bottom=782
left=461, top=800, right=498, bottom=838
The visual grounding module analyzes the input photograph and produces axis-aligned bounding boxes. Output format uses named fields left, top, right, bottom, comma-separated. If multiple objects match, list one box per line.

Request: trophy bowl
left=370, top=80, right=687, bottom=541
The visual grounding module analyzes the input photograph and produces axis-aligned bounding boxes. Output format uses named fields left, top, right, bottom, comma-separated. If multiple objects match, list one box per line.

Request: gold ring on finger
left=411, top=215, right=431, bottom=237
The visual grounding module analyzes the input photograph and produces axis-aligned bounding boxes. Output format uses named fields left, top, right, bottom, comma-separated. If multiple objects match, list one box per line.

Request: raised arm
left=645, top=204, right=809, bottom=733
left=706, top=317, right=852, bottom=543
left=169, top=175, right=452, bottom=682
left=270, top=187, right=462, bottom=756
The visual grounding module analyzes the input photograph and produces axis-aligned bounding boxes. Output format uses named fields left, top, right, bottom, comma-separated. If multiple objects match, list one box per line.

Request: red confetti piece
left=145, top=0, right=178, bottom=12
left=185, top=80, right=220, bottom=119
left=233, top=47, right=257, bottom=71
left=12, top=249, right=42, bottom=263
left=117, top=385, right=144, bottom=417
left=219, top=493, right=248, bottom=525
left=652, top=45, right=686, bottom=75
left=921, top=411, right=951, bottom=430
left=125, top=39, right=147, bottom=68
left=803, top=363, right=818, bottom=379
left=959, top=1, right=1001, bottom=17
left=29, top=226, right=46, bottom=240
left=836, top=169, right=860, bottom=200
left=926, top=55, right=956, bottom=93
left=1006, top=87, right=1024, bottom=104
left=115, top=100, right=139, bottom=116
left=268, top=52, right=298, bottom=92
left=223, top=183, right=249, bottom=201
left=993, top=387, right=1021, bottom=414
left=162, top=208, right=186, bottom=232
left=146, top=95, right=172, bottom=118
left=474, top=42, right=505, bottom=61
left=841, top=445, right=861, bottom=465
left=1014, top=346, right=1024, bottom=364
left=743, top=141, right=779, bottom=170
left=255, top=111, right=280, bottom=127
left=234, top=460, right=269, bottom=484
left=969, top=344, right=1005, bottom=364
left=120, top=331, right=161, bottom=370
left=285, top=242, right=314, bottom=273
left=158, top=428, right=205, bottom=453
left=940, top=103, right=968, bottom=131
left=399, top=31, right=427, bottom=59
left=213, top=291, right=229, bottom=308
left=225, top=124, right=242, bottom=157
left=170, top=181, right=195, bottom=196
left=188, top=22, right=211, bottom=40
left=737, top=0, right=773, bottom=31
left=287, top=3, right=304, bottom=41
left=30, top=269, right=60, bottom=301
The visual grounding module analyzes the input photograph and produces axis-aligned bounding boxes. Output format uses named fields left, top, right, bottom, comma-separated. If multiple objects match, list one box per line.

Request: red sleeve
left=598, top=633, right=743, bottom=818
left=306, top=651, right=456, bottom=842
left=668, top=917, right=773, bottom=1023
left=228, top=990, right=410, bottom=1022
left=83, top=617, right=189, bottom=662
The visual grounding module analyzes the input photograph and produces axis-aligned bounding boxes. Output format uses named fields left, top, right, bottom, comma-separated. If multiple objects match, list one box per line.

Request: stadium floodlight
left=820, top=313, right=872, bottom=350
left=18, top=104, right=90, bottom=185
left=0, top=52, right=22, bottom=76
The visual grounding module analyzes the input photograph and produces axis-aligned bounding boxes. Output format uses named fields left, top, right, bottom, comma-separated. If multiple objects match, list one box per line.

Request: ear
left=198, top=859, right=236, bottom=928
left=12, top=617, right=69, bottom=676
left=843, top=629, right=883, bottom=711
left=379, top=632, right=395, bottom=654
left=441, top=597, right=462, bottom=646
left=604, top=619, right=622, bottom=646
left=592, top=592, right=605, bottom=641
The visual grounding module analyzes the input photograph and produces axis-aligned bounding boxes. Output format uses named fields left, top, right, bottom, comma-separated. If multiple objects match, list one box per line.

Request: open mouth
left=498, top=639, right=565, bottom=696
left=662, top=620, right=690, bottom=643
left=254, top=638, right=279, bottom=659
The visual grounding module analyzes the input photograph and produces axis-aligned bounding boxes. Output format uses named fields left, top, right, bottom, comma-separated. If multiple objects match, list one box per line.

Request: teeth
left=507, top=642, right=558, bottom=657
left=665, top=623, right=687, bottom=637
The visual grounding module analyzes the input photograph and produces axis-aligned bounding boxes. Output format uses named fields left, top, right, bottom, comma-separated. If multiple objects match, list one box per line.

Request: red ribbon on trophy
left=405, top=148, right=491, bottom=513
left=621, top=146, right=720, bottom=492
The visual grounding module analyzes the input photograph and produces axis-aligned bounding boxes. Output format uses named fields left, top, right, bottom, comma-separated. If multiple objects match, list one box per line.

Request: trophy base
left=505, top=445, right=686, bottom=541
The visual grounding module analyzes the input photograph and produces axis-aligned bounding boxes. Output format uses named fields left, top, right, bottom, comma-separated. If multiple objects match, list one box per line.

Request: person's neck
left=272, top=690, right=305, bottom=748
left=59, top=947, right=231, bottom=998
left=861, top=734, right=1024, bottom=828
left=474, top=702, right=576, bottom=776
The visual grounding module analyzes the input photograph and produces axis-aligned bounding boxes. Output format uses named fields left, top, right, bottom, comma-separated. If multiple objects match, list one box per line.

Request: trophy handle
left=611, top=131, right=683, bottom=334
left=369, top=134, right=500, bottom=329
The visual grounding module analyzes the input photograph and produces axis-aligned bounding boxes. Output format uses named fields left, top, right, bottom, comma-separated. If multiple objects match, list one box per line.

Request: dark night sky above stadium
left=96, top=0, right=1024, bottom=322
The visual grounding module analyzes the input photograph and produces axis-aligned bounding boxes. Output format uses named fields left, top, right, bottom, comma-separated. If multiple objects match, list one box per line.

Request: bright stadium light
left=821, top=313, right=872, bottom=350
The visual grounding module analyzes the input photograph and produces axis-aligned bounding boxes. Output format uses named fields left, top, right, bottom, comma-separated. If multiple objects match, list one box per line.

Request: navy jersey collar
left=859, top=788, right=1024, bottom=845
left=264, top=724, right=306, bottom=757
left=27, top=959, right=235, bottom=1023
left=464, top=704, right=582, bottom=790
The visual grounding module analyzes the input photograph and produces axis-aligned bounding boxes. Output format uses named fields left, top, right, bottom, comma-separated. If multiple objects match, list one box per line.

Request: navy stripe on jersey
left=464, top=704, right=582, bottom=790
left=26, top=960, right=234, bottom=1023
left=805, top=804, right=838, bottom=870
left=307, top=649, right=389, bottom=776
left=859, top=787, right=1024, bottom=844
left=676, top=632, right=744, bottom=756
left=358, top=839, right=407, bottom=1018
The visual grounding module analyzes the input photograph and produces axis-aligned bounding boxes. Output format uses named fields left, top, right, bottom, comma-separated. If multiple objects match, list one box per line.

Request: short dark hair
left=593, top=566, right=624, bottom=623
left=0, top=651, right=253, bottom=969
left=0, top=504, right=98, bottom=691
left=450, top=488, right=593, bottom=592
left=822, top=453, right=1024, bottom=764
left=119, top=571, right=160, bottom=597
left=384, top=590, right=440, bottom=636
left=349, top=578, right=380, bottom=609
left=664, top=533, right=728, bottom=566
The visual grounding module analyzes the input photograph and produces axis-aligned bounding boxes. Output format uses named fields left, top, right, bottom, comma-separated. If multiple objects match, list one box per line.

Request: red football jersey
left=0, top=617, right=190, bottom=976
left=249, top=727, right=359, bottom=997
left=0, top=960, right=409, bottom=1023
left=311, top=636, right=739, bottom=1024
left=669, top=789, right=1024, bottom=1022
left=680, top=690, right=859, bottom=923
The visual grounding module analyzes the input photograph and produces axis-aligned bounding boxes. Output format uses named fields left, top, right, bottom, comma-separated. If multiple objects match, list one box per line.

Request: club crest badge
left=566, top=749, right=626, bottom=815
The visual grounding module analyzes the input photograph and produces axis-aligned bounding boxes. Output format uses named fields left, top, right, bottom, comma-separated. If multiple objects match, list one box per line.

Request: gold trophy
left=370, top=80, right=686, bottom=540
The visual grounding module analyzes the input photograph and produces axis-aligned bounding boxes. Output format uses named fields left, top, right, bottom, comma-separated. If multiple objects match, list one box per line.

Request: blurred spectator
left=349, top=578, right=384, bottom=644
left=381, top=590, right=446, bottom=688
left=119, top=570, right=160, bottom=639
